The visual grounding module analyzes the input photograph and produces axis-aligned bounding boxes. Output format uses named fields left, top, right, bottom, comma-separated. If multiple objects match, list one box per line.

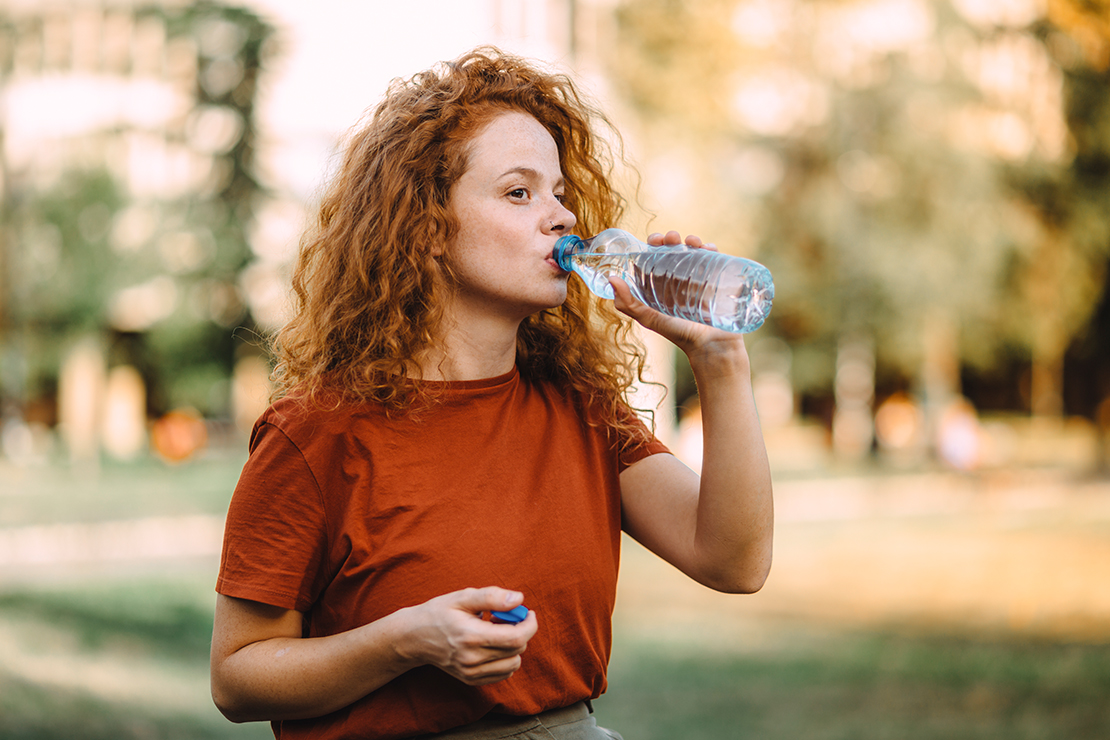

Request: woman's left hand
left=609, top=230, right=745, bottom=359
left=614, top=230, right=773, bottom=596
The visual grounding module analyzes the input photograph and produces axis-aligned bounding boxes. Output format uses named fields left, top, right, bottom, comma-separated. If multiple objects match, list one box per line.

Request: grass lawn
left=599, top=628, right=1110, bottom=740
left=2, top=570, right=1109, bottom=740
left=0, top=572, right=271, bottom=740
left=1, top=454, right=263, bottom=739
left=0, top=452, right=248, bottom=527
left=2, top=456, right=1109, bottom=738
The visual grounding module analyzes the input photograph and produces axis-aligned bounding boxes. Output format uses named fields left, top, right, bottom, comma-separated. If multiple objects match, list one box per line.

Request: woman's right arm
left=210, top=586, right=538, bottom=723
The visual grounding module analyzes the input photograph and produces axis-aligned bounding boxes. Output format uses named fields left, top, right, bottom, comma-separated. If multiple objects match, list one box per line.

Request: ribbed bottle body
left=554, top=229, right=774, bottom=334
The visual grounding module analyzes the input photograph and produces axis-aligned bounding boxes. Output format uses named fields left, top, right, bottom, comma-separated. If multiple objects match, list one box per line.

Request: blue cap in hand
left=490, top=605, right=529, bottom=624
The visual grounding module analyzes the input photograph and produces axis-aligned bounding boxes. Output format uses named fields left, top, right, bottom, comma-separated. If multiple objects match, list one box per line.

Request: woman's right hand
left=398, top=587, right=538, bottom=686
left=211, top=586, right=537, bottom=723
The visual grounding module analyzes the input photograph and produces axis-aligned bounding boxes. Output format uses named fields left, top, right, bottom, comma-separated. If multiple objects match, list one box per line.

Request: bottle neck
left=553, top=234, right=585, bottom=271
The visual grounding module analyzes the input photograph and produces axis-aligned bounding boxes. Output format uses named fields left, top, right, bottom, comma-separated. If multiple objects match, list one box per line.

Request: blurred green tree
left=6, top=172, right=127, bottom=399
left=607, top=0, right=1107, bottom=430
left=1014, top=0, right=1110, bottom=418
left=0, top=2, right=274, bottom=424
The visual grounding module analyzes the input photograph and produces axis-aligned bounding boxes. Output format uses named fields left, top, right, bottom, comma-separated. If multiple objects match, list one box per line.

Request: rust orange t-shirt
left=216, top=366, right=668, bottom=739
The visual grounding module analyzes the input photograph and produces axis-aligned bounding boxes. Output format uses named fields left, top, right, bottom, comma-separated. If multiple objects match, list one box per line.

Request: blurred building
left=10, top=0, right=1099, bottom=471
left=0, top=0, right=273, bottom=463
left=0, top=0, right=643, bottom=464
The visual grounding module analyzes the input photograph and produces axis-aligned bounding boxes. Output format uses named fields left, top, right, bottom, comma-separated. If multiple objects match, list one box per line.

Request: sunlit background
left=1, top=0, right=1109, bottom=738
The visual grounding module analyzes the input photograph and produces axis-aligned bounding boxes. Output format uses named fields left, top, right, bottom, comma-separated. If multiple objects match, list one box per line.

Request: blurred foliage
left=0, top=583, right=214, bottom=659
left=0, top=576, right=272, bottom=740
left=609, top=0, right=1110, bottom=415
left=8, top=171, right=125, bottom=333
left=607, top=0, right=747, bottom=131
left=0, top=453, right=247, bottom=527
left=602, top=631, right=1110, bottom=739
left=0, top=2, right=274, bottom=418
left=1032, top=0, right=1110, bottom=382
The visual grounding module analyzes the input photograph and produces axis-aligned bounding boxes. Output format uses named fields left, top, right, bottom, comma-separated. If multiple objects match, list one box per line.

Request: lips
left=545, top=248, right=567, bottom=272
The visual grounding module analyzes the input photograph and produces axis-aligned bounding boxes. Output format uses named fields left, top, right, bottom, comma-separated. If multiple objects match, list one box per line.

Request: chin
left=536, top=282, right=569, bottom=309
left=527, top=299, right=565, bottom=317
left=550, top=287, right=570, bottom=309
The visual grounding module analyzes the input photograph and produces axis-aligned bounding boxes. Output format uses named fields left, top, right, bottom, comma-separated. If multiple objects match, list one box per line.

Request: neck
left=418, top=314, right=520, bottom=382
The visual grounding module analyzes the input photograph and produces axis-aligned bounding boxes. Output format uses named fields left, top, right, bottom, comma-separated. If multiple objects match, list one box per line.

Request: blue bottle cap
left=490, top=605, right=529, bottom=624
left=553, top=234, right=582, bottom=271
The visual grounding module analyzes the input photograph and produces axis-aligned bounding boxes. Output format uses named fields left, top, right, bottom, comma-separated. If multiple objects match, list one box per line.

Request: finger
left=455, top=614, right=536, bottom=674
left=610, top=277, right=657, bottom=328
left=609, top=276, right=711, bottom=350
left=459, top=633, right=530, bottom=663
left=471, top=608, right=538, bottom=655
left=486, top=609, right=538, bottom=648
left=453, top=587, right=523, bottom=615
left=664, top=230, right=683, bottom=245
left=609, top=277, right=637, bottom=314
left=512, top=609, right=539, bottom=640
left=646, top=232, right=664, bottom=245
left=459, top=655, right=524, bottom=686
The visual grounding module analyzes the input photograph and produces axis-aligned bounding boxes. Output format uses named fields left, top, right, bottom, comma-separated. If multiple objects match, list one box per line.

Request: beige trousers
left=416, top=701, right=624, bottom=740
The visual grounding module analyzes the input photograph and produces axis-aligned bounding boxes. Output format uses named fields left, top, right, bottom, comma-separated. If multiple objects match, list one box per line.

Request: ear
left=429, top=212, right=453, bottom=258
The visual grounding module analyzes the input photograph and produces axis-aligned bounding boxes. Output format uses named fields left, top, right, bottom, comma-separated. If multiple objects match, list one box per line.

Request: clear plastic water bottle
left=553, top=228, right=774, bottom=334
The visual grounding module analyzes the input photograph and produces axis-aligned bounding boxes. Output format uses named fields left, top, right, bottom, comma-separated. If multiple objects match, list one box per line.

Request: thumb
left=609, top=276, right=703, bottom=350
left=609, top=277, right=643, bottom=318
left=610, top=277, right=662, bottom=329
left=454, top=587, right=524, bottom=614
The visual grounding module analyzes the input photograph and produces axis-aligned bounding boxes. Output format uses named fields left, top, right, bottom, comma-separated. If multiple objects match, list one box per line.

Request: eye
left=507, top=188, right=529, bottom=201
left=555, top=192, right=566, bottom=204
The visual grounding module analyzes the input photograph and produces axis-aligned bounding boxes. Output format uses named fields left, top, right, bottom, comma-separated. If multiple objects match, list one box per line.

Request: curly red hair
left=271, top=47, right=651, bottom=439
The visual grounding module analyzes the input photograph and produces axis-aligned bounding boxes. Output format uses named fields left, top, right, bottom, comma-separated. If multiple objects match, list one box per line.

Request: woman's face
left=445, top=109, right=578, bottom=327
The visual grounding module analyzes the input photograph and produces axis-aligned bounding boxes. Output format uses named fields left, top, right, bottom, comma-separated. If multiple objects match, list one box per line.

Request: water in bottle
left=553, top=228, right=774, bottom=334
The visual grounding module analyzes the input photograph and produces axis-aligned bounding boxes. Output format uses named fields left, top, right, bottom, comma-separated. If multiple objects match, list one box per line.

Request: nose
left=544, top=200, right=577, bottom=235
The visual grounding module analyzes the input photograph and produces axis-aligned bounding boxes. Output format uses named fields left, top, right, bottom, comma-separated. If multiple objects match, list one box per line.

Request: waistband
left=425, top=700, right=592, bottom=739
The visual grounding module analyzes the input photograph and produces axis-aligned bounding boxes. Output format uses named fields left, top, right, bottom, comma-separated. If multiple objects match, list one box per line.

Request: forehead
left=464, top=110, right=560, bottom=171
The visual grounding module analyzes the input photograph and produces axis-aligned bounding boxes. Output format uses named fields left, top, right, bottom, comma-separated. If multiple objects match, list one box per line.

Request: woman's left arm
left=613, top=231, right=774, bottom=594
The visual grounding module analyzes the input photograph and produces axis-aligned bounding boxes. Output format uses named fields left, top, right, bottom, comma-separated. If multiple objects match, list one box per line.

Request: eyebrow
left=498, top=167, right=565, bottom=188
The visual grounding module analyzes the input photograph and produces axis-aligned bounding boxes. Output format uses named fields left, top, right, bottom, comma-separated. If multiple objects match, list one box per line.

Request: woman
left=211, top=47, right=773, bottom=740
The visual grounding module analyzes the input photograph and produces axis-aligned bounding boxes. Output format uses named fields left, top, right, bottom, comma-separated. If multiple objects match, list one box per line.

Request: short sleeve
left=216, top=421, right=330, bottom=612
left=616, top=408, right=671, bottom=472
